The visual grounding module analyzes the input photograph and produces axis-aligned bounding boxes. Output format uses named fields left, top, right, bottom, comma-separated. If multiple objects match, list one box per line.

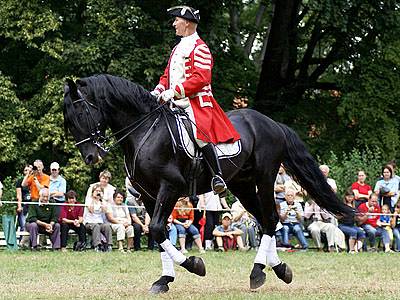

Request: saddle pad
left=175, top=115, right=242, bottom=159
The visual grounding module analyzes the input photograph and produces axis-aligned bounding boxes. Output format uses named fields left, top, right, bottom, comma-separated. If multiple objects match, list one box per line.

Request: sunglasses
left=51, top=169, right=59, bottom=171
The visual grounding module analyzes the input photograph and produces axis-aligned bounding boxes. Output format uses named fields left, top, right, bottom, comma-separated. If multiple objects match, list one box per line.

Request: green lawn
left=0, top=249, right=399, bottom=300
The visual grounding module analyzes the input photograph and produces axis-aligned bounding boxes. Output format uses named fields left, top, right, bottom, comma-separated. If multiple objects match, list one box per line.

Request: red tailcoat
left=155, top=33, right=240, bottom=144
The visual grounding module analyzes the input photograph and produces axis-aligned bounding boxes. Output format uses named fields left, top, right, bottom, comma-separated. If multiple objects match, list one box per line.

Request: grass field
left=1, top=249, right=399, bottom=300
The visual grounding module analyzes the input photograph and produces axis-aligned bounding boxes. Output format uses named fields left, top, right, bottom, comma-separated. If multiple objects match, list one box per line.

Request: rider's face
left=173, top=17, right=188, bottom=36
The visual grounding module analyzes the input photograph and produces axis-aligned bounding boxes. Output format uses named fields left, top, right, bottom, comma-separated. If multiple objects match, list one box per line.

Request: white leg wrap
left=160, top=239, right=187, bottom=265
left=266, top=236, right=281, bottom=267
left=254, top=234, right=281, bottom=268
left=161, top=252, right=175, bottom=278
left=254, top=235, right=270, bottom=266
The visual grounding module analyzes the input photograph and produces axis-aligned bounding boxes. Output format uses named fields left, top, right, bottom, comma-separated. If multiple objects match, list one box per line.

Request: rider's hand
left=150, top=90, right=160, bottom=97
left=160, top=89, right=175, bottom=102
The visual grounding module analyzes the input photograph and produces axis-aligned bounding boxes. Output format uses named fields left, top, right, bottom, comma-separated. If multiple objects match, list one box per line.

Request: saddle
left=174, top=114, right=242, bottom=160
left=171, top=112, right=241, bottom=196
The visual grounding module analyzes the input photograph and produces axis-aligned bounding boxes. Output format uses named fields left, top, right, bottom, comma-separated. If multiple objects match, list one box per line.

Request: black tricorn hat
left=167, top=6, right=200, bottom=24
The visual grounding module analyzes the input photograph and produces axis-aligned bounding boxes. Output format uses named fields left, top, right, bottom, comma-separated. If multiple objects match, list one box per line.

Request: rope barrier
left=0, top=200, right=234, bottom=212
left=0, top=200, right=398, bottom=216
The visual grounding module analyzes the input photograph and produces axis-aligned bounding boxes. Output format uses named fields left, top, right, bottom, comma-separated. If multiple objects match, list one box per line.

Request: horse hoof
left=249, top=266, right=266, bottom=290
left=273, top=262, right=293, bottom=284
left=182, top=256, right=206, bottom=276
left=149, top=283, right=169, bottom=294
left=149, top=275, right=174, bottom=294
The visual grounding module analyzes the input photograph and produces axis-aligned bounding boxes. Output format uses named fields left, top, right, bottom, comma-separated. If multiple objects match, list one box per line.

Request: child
left=377, top=204, right=393, bottom=251
left=212, top=213, right=247, bottom=251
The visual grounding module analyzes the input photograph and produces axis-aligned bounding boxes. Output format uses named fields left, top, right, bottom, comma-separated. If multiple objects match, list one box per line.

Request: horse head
left=63, top=78, right=108, bottom=165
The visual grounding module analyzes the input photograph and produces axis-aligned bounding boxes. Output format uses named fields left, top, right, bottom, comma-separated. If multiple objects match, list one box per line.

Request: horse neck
left=110, top=108, right=165, bottom=158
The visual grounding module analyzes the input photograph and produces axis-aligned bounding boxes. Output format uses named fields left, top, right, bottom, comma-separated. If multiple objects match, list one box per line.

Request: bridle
left=70, top=89, right=166, bottom=155
left=72, top=90, right=109, bottom=153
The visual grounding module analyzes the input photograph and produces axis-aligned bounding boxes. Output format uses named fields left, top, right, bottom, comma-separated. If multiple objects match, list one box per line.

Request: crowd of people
left=0, top=158, right=400, bottom=254
left=274, top=162, right=400, bottom=253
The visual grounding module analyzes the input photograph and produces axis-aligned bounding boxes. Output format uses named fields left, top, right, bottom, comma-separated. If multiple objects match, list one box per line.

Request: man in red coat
left=152, top=6, right=240, bottom=195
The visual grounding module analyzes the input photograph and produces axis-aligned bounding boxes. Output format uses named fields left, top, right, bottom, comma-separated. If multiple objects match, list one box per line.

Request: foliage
left=323, top=147, right=385, bottom=197
left=0, top=177, right=17, bottom=216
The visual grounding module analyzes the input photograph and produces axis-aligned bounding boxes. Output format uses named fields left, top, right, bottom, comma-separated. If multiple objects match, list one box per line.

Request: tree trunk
left=254, top=0, right=301, bottom=121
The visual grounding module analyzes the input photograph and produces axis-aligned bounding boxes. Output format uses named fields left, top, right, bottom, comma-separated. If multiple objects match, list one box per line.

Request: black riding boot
left=201, top=143, right=226, bottom=195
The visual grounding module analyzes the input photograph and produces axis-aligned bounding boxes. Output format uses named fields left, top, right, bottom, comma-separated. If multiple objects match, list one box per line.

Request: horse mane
left=78, top=74, right=159, bottom=113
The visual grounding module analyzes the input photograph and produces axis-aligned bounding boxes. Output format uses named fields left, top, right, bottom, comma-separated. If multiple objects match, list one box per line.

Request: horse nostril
left=85, top=154, right=94, bottom=165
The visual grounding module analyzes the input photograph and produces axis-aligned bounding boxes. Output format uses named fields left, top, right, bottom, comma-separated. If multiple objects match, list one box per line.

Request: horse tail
left=278, top=123, right=354, bottom=217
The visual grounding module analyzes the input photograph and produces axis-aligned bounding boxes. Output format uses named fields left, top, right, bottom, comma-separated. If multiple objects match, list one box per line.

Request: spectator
left=386, top=160, right=400, bottom=190
left=274, top=164, right=291, bottom=203
left=59, top=190, right=86, bottom=252
left=85, top=170, right=116, bottom=204
left=212, top=213, right=246, bottom=251
left=83, top=184, right=113, bottom=252
left=378, top=204, right=393, bottom=243
left=351, top=170, right=372, bottom=208
left=126, top=178, right=154, bottom=251
left=374, top=165, right=399, bottom=212
left=16, top=165, right=32, bottom=248
left=391, top=203, right=400, bottom=252
left=319, top=164, right=337, bottom=193
left=358, top=193, right=391, bottom=252
left=338, top=189, right=365, bottom=253
left=26, top=188, right=60, bottom=251
left=198, top=191, right=229, bottom=250
left=304, top=200, right=337, bottom=252
left=231, top=197, right=259, bottom=249
left=107, top=190, right=134, bottom=252
left=284, top=179, right=307, bottom=206
left=167, top=215, right=177, bottom=246
left=22, top=159, right=50, bottom=201
left=279, top=189, right=308, bottom=250
left=49, top=162, right=67, bottom=217
left=172, top=197, right=205, bottom=254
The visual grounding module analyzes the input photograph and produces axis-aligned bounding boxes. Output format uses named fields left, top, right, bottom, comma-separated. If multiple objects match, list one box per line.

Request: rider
left=151, top=5, right=240, bottom=195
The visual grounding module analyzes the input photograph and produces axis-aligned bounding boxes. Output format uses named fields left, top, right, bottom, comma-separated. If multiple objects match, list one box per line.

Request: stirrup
left=211, top=175, right=226, bottom=195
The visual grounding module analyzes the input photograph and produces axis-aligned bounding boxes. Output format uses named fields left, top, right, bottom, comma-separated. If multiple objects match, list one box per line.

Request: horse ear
left=76, top=79, right=88, bottom=88
left=66, top=78, right=79, bottom=100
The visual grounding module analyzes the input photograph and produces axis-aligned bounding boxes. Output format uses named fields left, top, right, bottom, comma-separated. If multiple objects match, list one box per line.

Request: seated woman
left=106, top=190, right=134, bottom=252
left=172, top=197, right=204, bottom=254
left=59, top=190, right=86, bottom=252
left=374, top=165, right=399, bottom=212
left=83, top=184, right=113, bottom=252
left=338, top=189, right=366, bottom=253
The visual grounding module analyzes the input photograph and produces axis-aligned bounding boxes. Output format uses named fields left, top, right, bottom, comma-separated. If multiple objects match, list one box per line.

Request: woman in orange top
left=172, top=197, right=204, bottom=254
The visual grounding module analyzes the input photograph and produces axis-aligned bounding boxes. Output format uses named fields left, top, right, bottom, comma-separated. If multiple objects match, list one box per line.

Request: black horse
left=63, top=74, right=352, bottom=293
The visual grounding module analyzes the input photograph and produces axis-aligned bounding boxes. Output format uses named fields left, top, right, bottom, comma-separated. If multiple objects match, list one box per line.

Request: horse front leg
left=149, top=182, right=206, bottom=294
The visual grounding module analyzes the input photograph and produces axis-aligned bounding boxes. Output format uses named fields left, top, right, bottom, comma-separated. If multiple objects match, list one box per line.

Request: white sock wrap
left=161, top=252, right=175, bottom=278
left=254, top=234, right=281, bottom=267
left=266, top=236, right=281, bottom=267
left=254, top=234, right=270, bottom=265
left=160, top=239, right=187, bottom=265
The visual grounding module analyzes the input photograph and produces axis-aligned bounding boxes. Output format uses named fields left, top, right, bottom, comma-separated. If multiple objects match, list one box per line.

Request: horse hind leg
left=250, top=179, right=293, bottom=289
left=229, top=175, right=292, bottom=289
